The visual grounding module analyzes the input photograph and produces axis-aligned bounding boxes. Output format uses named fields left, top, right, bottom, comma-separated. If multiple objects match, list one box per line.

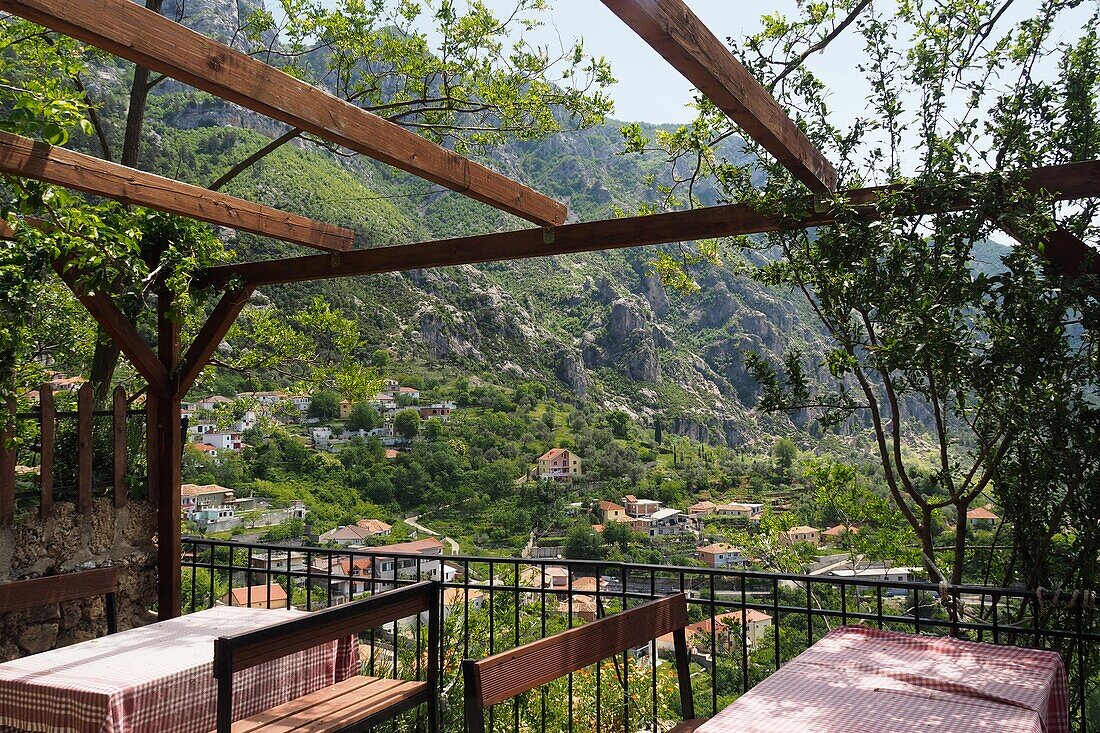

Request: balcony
left=182, top=537, right=1100, bottom=732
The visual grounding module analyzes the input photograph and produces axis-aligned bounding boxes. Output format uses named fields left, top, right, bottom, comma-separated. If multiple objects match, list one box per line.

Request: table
left=0, top=605, right=359, bottom=733
left=697, top=625, right=1069, bottom=733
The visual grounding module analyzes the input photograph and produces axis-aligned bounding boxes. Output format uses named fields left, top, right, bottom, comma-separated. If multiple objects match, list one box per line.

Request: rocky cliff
left=75, top=0, right=827, bottom=446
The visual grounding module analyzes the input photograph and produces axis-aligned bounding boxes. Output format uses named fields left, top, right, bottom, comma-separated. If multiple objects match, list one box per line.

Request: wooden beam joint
left=54, top=262, right=171, bottom=396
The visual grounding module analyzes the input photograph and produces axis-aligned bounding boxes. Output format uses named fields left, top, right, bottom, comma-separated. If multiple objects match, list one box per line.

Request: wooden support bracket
left=54, top=264, right=170, bottom=396
left=174, top=286, right=255, bottom=399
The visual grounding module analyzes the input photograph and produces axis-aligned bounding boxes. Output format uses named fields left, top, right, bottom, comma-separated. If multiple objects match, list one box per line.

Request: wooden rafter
left=0, top=131, right=354, bottom=252
left=0, top=0, right=568, bottom=227
left=200, top=160, right=1100, bottom=289
left=600, top=0, right=837, bottom=193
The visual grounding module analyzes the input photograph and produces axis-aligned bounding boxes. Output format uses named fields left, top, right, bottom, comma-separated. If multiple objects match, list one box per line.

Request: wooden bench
left=462, top=592, right=705, bottom=733
left=0, top=566, right=118, bottom=634
left=213, top=580, right=440, bottom=733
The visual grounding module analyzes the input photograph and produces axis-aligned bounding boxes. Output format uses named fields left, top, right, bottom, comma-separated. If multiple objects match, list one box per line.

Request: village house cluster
left=181, top=482, right=308, bottom=533
left=596, top=495, right=696, bottom=538
left=585, top=489, right=1002, bottom=587
left=182, top=378, right=455, bottom=458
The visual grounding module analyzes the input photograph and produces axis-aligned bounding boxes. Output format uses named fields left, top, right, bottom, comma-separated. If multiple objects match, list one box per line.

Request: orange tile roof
left=443, top=587, right=487, bottom=606
left=823, top=524, right=859, bottom=536
left=226, top=584, right=287, bottom=606
left=356, top=518, right=393, bottom=534
left=697, top=543, right=738, bottom=555
left=371, top=538, right=445, bottom=554
left=570, top=576, right=605, bottom=592
left=717, top=609, right=773, bottom=625
left=180, top=482, right=232, bottom=497
left=967, top=507, right=1000, bottom=520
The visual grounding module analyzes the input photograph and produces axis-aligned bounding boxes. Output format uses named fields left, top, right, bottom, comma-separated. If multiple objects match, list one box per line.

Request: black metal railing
left=182, top=537, right=1100, bottom=733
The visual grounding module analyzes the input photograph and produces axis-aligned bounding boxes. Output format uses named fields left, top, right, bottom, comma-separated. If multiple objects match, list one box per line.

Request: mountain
left=75, top=0, right=828, bottom=447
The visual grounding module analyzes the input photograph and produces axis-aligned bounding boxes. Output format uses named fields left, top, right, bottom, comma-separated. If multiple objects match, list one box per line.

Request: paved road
left=405, top=514, right=460, bottom=555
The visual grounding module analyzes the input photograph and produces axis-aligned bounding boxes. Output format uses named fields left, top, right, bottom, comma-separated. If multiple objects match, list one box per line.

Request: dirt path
left=405, top=514, right=460, bottom=554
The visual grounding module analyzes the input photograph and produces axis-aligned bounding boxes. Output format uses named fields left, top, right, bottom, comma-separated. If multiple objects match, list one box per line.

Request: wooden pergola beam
left=0, top=131, right=354, bottom=252
left=0, top=0, right=568, bottom=227
left=600, top=0, right=837, bottom=193
left=999, top=225, right=1100, bottom=278
left=200, top=160, right=1100, bottom=289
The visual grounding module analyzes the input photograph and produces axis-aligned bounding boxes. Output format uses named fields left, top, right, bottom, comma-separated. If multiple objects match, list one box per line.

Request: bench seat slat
left=224, top=676, right=426, bottom=733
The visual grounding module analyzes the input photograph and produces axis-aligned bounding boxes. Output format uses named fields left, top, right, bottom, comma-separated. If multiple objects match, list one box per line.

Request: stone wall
left=0, top=497, right=158, bottom=661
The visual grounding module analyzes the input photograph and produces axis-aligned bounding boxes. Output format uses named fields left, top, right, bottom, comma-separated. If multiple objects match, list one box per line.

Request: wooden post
left=153, top=293, right=182, bottom=619
left=39, top=383, right=54, bottom=519
left=112, top=385, right=127, bottom=508
left=76, top=383, right=93, bottom=515
left=0, top=396, right=15, bottom=525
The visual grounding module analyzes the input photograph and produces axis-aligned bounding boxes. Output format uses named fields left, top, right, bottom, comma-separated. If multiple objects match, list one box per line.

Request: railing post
left=112, top=385, right=127, bottom=508
left=0, top=395, right=14, bottom=525
left=39, top=384, right=54, bottom=519
left=76, top=383, right=92, bottom=515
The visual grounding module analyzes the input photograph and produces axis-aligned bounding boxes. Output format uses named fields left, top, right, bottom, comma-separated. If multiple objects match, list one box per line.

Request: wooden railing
left=0, top=382, right=146, bottom=524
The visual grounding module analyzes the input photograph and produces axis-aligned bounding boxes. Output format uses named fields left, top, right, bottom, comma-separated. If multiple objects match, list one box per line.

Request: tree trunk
left=120, top=0, right=163, bottom=168
left=951, top=506, right=968, bottom=585
left=86, top=0, right=163, bottom=403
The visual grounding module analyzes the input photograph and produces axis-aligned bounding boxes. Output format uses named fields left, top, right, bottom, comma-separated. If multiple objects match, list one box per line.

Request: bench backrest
left=213, top=580, right=440, bottom=733
left=0, top=567, right=119, bottom=634
left=463, top=592, right=694, bottom=733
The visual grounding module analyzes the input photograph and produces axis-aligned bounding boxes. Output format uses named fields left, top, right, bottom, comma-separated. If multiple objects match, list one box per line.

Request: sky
left=476, top=1, right=798, bottom=124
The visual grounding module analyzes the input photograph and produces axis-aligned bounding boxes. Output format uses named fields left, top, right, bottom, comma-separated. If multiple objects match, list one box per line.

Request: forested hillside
left=70, top=0, right=827, bottom=448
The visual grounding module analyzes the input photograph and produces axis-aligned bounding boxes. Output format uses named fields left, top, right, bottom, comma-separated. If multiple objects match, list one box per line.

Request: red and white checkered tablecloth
left=697, top=625, right=1069, bottom=733
left=0, top=605, right=359, bottom=733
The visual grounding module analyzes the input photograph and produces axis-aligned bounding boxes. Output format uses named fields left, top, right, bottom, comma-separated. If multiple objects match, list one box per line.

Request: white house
left=718, top=609, right=774, bottom=649
left=188, top=505, right=238, bottom=531
left=967, top=507, right=1001, bottom=529
left=781, top=526, right=821, bottom=546
left=191, top=395, right=234, bottom=411
left=180, top=483, right=234, bottom=512
left=642, top=508, right=693, bottom=537
left=828, top=566, right=923, bottom=595
left=715, top=502, right=764, bottom=519
left=371, top=538, right=455, bottom=589
left=200, top=431, right=243, bottom=452
left=697, top=543, right=747, bottom=569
